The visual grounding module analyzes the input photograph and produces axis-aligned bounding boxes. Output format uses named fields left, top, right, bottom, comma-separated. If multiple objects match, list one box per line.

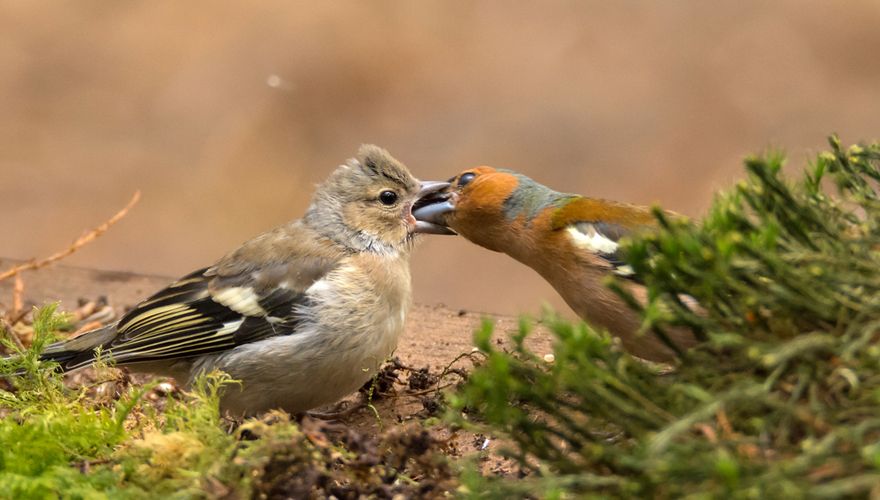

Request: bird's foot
left=306, top=392, right=367, bottom=420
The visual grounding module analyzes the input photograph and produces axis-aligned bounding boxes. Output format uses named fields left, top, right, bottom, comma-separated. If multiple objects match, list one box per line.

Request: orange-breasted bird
left=412, top=166, right=697, bottom=362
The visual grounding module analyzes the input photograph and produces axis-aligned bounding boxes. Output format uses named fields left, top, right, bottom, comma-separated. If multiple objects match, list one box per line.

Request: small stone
left=156, top=382, right=175, bottom=395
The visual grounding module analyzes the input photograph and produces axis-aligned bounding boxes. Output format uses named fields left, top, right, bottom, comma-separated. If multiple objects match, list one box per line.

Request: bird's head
left=306, top=145, right=450, bottom=255
left=413, top=166, right=566, bottom=253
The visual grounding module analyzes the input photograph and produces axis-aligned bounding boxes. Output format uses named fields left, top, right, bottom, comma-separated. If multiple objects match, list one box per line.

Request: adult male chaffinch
left=413, top=166, right=697, bottom=362
left=32, top=145, right=450, bottom=416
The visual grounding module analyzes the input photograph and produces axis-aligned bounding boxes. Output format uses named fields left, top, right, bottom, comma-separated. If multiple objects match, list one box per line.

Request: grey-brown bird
left=413, top=166, right=697, bottom=362
left=36, top=145, right=449, bottom=415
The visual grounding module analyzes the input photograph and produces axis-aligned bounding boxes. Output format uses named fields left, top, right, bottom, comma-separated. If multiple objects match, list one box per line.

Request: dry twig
left=0, top=191, right=140, bottom=283
left=1, top=317, right=25, bottom=351
left=11, top=273, right=23, bottom=319
left=716, top=409, right=734, bottom=438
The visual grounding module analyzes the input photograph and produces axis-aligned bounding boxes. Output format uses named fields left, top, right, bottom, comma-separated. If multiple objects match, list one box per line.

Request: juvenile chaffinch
left=35, top=145, right=450, bottom=416
left=413, top=166, right=697, bottom=362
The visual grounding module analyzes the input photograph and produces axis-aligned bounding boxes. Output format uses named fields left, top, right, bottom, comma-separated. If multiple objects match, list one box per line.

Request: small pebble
left=156, top=382, right=175, bottom=395
left=543, top=354, right=555, bottom=363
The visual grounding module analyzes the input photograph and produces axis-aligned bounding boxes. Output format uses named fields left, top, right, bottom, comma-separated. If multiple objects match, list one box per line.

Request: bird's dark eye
left=379, top=190, right=398, bottom=205
left=458, top=172, right=476, bottom=187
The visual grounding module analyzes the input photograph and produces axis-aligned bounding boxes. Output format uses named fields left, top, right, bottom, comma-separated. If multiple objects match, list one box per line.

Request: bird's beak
left=412, top=181, right=457, bottom=235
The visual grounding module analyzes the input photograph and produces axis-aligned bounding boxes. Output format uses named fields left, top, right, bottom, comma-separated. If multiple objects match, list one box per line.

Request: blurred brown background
left=2, top=1, right=880, bottom=317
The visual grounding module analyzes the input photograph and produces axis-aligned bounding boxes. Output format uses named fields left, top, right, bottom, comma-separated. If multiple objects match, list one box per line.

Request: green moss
left=1, top=308, right=454, bottom=498
left=0, top=307, right=250, bottom=498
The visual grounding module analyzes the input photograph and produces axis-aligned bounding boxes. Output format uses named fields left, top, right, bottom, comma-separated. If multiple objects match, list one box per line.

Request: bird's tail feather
left=38, top=324, right=117, bottom=371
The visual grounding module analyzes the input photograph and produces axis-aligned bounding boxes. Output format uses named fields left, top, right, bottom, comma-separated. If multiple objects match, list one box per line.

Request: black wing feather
left=60, top=264, right=322, bottom=370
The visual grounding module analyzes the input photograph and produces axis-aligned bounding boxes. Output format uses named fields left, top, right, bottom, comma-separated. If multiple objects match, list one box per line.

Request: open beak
left=412, top=181, right=457, bottom=235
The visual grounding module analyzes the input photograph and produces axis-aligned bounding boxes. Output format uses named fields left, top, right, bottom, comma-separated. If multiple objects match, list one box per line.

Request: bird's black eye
left=458, top=172, right=476, bottom=187
left=379, top=190, right=398, bottom=205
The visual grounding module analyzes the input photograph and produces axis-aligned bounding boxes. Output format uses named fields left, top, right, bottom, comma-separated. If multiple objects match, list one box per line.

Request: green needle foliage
left=453, top=137, right=880, bottom=498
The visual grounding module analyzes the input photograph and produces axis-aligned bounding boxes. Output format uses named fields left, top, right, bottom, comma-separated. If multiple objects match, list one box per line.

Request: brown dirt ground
left=0, top=257, right=556, bottom=484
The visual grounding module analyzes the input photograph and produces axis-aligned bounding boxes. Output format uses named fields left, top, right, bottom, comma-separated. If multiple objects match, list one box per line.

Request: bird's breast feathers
left=206, top=255, right=411, bottom=414
left=208, top=253, right=410, bottom=374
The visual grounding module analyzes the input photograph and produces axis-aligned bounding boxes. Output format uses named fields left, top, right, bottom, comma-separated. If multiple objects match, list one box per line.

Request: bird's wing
left=566, top=221, right=640, bottom=281
left=551, top=197, right=660, bottom=283
left=63, top=235, right=341, bottom=369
